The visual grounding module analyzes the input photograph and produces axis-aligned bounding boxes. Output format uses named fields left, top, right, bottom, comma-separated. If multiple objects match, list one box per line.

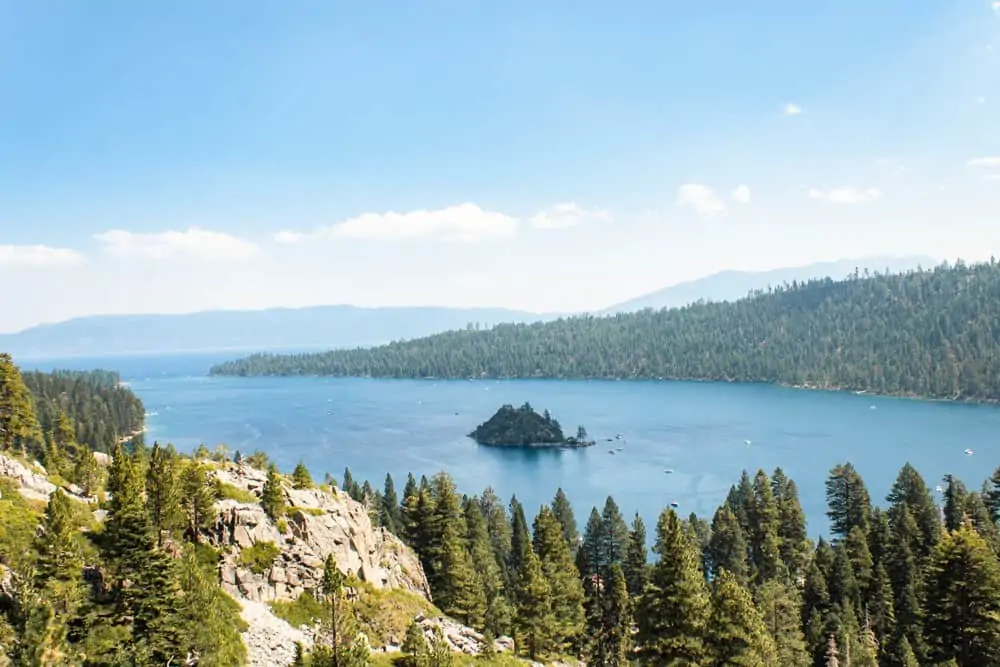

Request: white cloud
left=529, top=202, right=613, bottom=230
left=784, top=103, right=803, bottom=115
left=0, top=244, right=85, bottom=267
left=677, top=184, right=727, bottom=217
left=976, top=96, right=987, bottom=104
left=731, top=185, right=751, bottom=204
left=807, top=187, right=883, bottom=204
left=94, top=227, right=258, bottom=261
left=280, top=203, right=519, bottom=243
left=993, top=1, right=1000, bottom=13
left=967, top=156, right=1000, bottom=168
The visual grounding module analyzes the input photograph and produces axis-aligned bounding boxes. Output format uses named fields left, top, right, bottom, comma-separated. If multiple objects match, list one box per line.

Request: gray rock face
left=0, top=453, right=102, bottom=504
left=208, top=464, right=430, bottom=605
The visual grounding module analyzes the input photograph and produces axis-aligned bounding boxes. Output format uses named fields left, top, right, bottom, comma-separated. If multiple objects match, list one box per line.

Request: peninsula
left=469, top=402, right=595, bottom=448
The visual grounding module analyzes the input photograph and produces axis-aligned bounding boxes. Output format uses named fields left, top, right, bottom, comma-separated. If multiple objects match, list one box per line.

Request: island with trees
left=469, top=402, right=595, bottom=448
left=210, top=260, right=1000, bottom=402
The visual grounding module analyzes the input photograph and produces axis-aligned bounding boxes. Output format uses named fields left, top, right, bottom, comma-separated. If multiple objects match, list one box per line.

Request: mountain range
left=0, top=255, right=936, bottom=359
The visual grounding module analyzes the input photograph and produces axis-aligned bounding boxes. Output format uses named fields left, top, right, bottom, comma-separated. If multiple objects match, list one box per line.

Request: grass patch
left=195, top=542, right=223, bottom=569
left=291, top=507, right=327, bottom=517
left=352, top=579, right=439, bottom=647
left=269, top=591, right=326, bottom=629
left=0, top=479, right=42, bottom=568
left=216, top=481, right=257, bottom=504
left=239, top=540, right=281, bottom=574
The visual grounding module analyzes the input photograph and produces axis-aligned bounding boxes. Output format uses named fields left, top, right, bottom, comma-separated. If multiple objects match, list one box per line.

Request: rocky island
left=468, top=402, right=595, bottom=448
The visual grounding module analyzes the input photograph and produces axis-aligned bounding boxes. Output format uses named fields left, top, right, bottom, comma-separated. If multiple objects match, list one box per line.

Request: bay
left=26, top=352, right=1000, bottom=538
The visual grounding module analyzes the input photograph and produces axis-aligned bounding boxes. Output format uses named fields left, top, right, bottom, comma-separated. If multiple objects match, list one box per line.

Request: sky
left=1, top=1, right=999, bottom=333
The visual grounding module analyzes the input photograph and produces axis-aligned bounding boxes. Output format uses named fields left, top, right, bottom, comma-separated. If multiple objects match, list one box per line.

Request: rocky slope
left=209, top=463, right=430, bottom=603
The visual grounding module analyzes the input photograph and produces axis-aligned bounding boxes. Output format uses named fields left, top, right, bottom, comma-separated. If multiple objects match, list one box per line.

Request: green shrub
left=239, top=541, right=281, bottom=574
left=269, top=591, right=326, bottom=628
left=216, top=481, right=257, bottom=503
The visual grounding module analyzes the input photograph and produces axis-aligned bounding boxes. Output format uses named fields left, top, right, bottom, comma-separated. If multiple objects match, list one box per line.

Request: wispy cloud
left=807, top=187, right=883, bottom=204
left=677, top=184, right=727, bottom=216
left=0, top=244, right=85, bottom=267
left=731, top=185, right=751, bottom=204
left=967, top=156, right=1000, bottom=168
left=529, top=202, right=613, bottom=230
left=94, top=227, right=258, bottom=260
left=784, top=103, right=803, bottom=116
left=275, top=203, right=519, bottom=244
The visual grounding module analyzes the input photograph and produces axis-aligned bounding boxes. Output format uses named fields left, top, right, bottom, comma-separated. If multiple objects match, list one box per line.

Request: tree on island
left=468, top=403, right=593, bottom=448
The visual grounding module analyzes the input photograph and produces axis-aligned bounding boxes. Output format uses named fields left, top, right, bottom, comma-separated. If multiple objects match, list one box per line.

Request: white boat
left=965, top=448, right=974, bottom=456
left=936, top=485, right=944, bottom=493
left=664, top=468, right=674, bottom=474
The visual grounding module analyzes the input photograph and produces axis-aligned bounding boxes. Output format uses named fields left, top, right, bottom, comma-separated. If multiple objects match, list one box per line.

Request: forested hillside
left=334, top=455, right=1000, bottom=666
left=211, top=261, right=1000, bottom=402
left=21, top=368, right=145, bottom=453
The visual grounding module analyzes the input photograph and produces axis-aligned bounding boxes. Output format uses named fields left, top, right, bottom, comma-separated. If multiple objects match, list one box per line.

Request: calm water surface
left=29, top=352, right=1000, bottom=538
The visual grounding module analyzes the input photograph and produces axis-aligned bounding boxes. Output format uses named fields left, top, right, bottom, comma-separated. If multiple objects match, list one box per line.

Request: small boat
left=664, top=468, right=674, bottom=474
left=669, top=501, right=679, bottom=508
left=935, top=485, right=945, bottom=493
left=615, top=434, right=622, bottom=440
left=615, top=447, right=623, bottom=452
left=965, top=448, right=974, bottom=456
left=869, top=405, right=876, bottom=410
left=744, top=439, right=752, bottom=446
left=606, top=438, right=613, bottom=442
left=608, top=450, right=616, bottom=455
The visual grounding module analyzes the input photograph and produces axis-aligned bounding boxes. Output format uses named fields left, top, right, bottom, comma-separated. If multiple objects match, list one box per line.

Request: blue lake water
left=26, top=352, right=1000, bottom=539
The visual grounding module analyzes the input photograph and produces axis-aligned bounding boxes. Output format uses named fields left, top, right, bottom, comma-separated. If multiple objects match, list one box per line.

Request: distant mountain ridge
left=0, top=306, right=550, bottom=359
left=605, top=255, right=937, bottom=313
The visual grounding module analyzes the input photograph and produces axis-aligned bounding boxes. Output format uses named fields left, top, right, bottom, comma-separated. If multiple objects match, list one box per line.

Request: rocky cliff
left=209, top=463, right=430, bottom=603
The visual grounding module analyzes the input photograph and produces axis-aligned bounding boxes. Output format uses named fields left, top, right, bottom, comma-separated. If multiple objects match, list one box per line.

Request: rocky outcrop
left=0, top=454, right=56, bottom=502
left=209, top=464, right=430, bottom=604
left=412, top=615, right=514, bottom=655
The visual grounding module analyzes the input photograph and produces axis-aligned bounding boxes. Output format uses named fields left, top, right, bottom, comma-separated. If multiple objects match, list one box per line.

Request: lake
left=26, top=352, right=1000, bottom=539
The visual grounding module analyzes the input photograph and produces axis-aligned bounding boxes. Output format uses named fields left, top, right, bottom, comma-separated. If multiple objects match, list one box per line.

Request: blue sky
left=1, top=1, right=999, bottom=332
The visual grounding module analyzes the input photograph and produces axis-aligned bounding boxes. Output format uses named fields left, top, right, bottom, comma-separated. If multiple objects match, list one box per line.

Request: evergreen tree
left=886, top=501, right=927, bottom=661
left=635, top=507, right=710, bottom=666
left=600, top=496, right=630, bottom=571
left=922, top=525, right=1000, bottom=665
left=177, top=549, right=248, bottom=666
left=464, top=498, right=511, bottom=635
left=772, top=468, right=810, bottom=579
left=942, top=474, right=969, bottom=532
left=380, top=472, right=402, bottom=535
left=687, top=512, right=713, bottom=578
left=428, top=473, right=485, bottom=626
left=261, top=464, right=286, bottom=521
left=622, top=512, right=649, bottom=597
left=552, top=487, right=579, bottom=547
left=72, top=448, right=101, bottom=496
left=708, top=504, right=749, bottom=585
left=826, top=463, right=872, bottom=538
left=428, top=625, right=455, bottom=667
left=509, top=496, right=531, bottom=576
left=513, top=545, right=553, bottom=661
left=749, top=469, right=783, bottom=582
left=754, top=578, right=809, bottom=667
left=401, top=620, right=429, bottom=667
left=342, top=466, right=361, bottom=501
left=587, top=563, right=632, bottom=667
left=577, top=508, right=604, bottom=579
left=292, top=461, right=314, bottom=489
left=182, top=460, right=217, bottom=543
left=315, top=554, right=370, bottom=667
left=893, top=635, right=919, bottom=667
left=146, top=442, right=183, bottom=545
left=887, top=463, right=941, bottom=561
left=532, top=506, right=586, bottom=653
left=986, top=465, right=1000, bottom=524
left=707, top=569, right=779, bottom=667
left=478, top=486, right=512, bottom=586
left=0, top=353, right=41, bottom=454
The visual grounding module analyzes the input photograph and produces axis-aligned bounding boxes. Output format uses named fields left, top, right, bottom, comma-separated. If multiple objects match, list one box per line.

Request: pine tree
left=600, top=496, right=630, bottom=571
left=552, top=487, right=579, bottom=547
left=292, top=461, right=314, bottom=489
left=826, top=463, right=872, bottom=538
left=402, top=620, right=429, bottom=667
left=342, top=466, right=361, bottom=501
left=428, top=624, right=455, bottom=667
left=182, top=460, right=217, bottom=543
left=261, top=464, right=286, bottom=521
left=922, top=525, right=1000, bottom=665
left=687, top=512, right=713, bottom=577
left=634, top=507, right=710, bottom=666
left=177, top=548, right=248, bottom=666
left=316, top=554, right=370, bottom=667
left=772, top=468, right=810, bottom=579
left=512, top=545, right=553, bottom=661
left=380, top=472, right=402, bottom=535
left=146, top=442, right=184, bottom=545
left=754, top=578, right=809, bottom=667
left=622, top=512, right=649, bottom=597
left=532, top=506, right=586, bottom=653
left=893, top=635, right=919, bottom=667
left=72, top=449, right=101, bottom=496
left=887, top=463, right=941, bottom=561
left=588, top=563, right=632, bottom=667
left=986, top=465, right=1000, bottom=524
left=707, top=569, right=779, bottom=666
left=509, top=495, right=531, bottom=576
left=749, top=469, right=783, bottom=582
left=0, top=353, right=41, bottom=454
left=465, top=498, right=511, bottom=635
left=942, top=474, right=969, bottom=532
left=429, top=473, right=486, bottom=626
left=479, top=486, right=513, bottom=587
left=886, top=501, right=927, bottom=661
left=577, top=508, right=604, bottom=578
left=708, top=504, right=749, bottom=584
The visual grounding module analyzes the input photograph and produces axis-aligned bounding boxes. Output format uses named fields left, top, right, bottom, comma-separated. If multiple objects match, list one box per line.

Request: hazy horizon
left=2, top=2, right=998, bottom=333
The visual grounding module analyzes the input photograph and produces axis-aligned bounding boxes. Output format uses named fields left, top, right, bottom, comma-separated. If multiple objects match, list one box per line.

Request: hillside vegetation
left=211, top=260, right=1000, bottom=402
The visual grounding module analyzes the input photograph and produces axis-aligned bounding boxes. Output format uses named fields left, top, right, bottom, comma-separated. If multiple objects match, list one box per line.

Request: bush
left=239, top=541, right=281, bottom=574
left=268, top=591, right=326, bottom=628
left=216, top=481, right=257, bottom=503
